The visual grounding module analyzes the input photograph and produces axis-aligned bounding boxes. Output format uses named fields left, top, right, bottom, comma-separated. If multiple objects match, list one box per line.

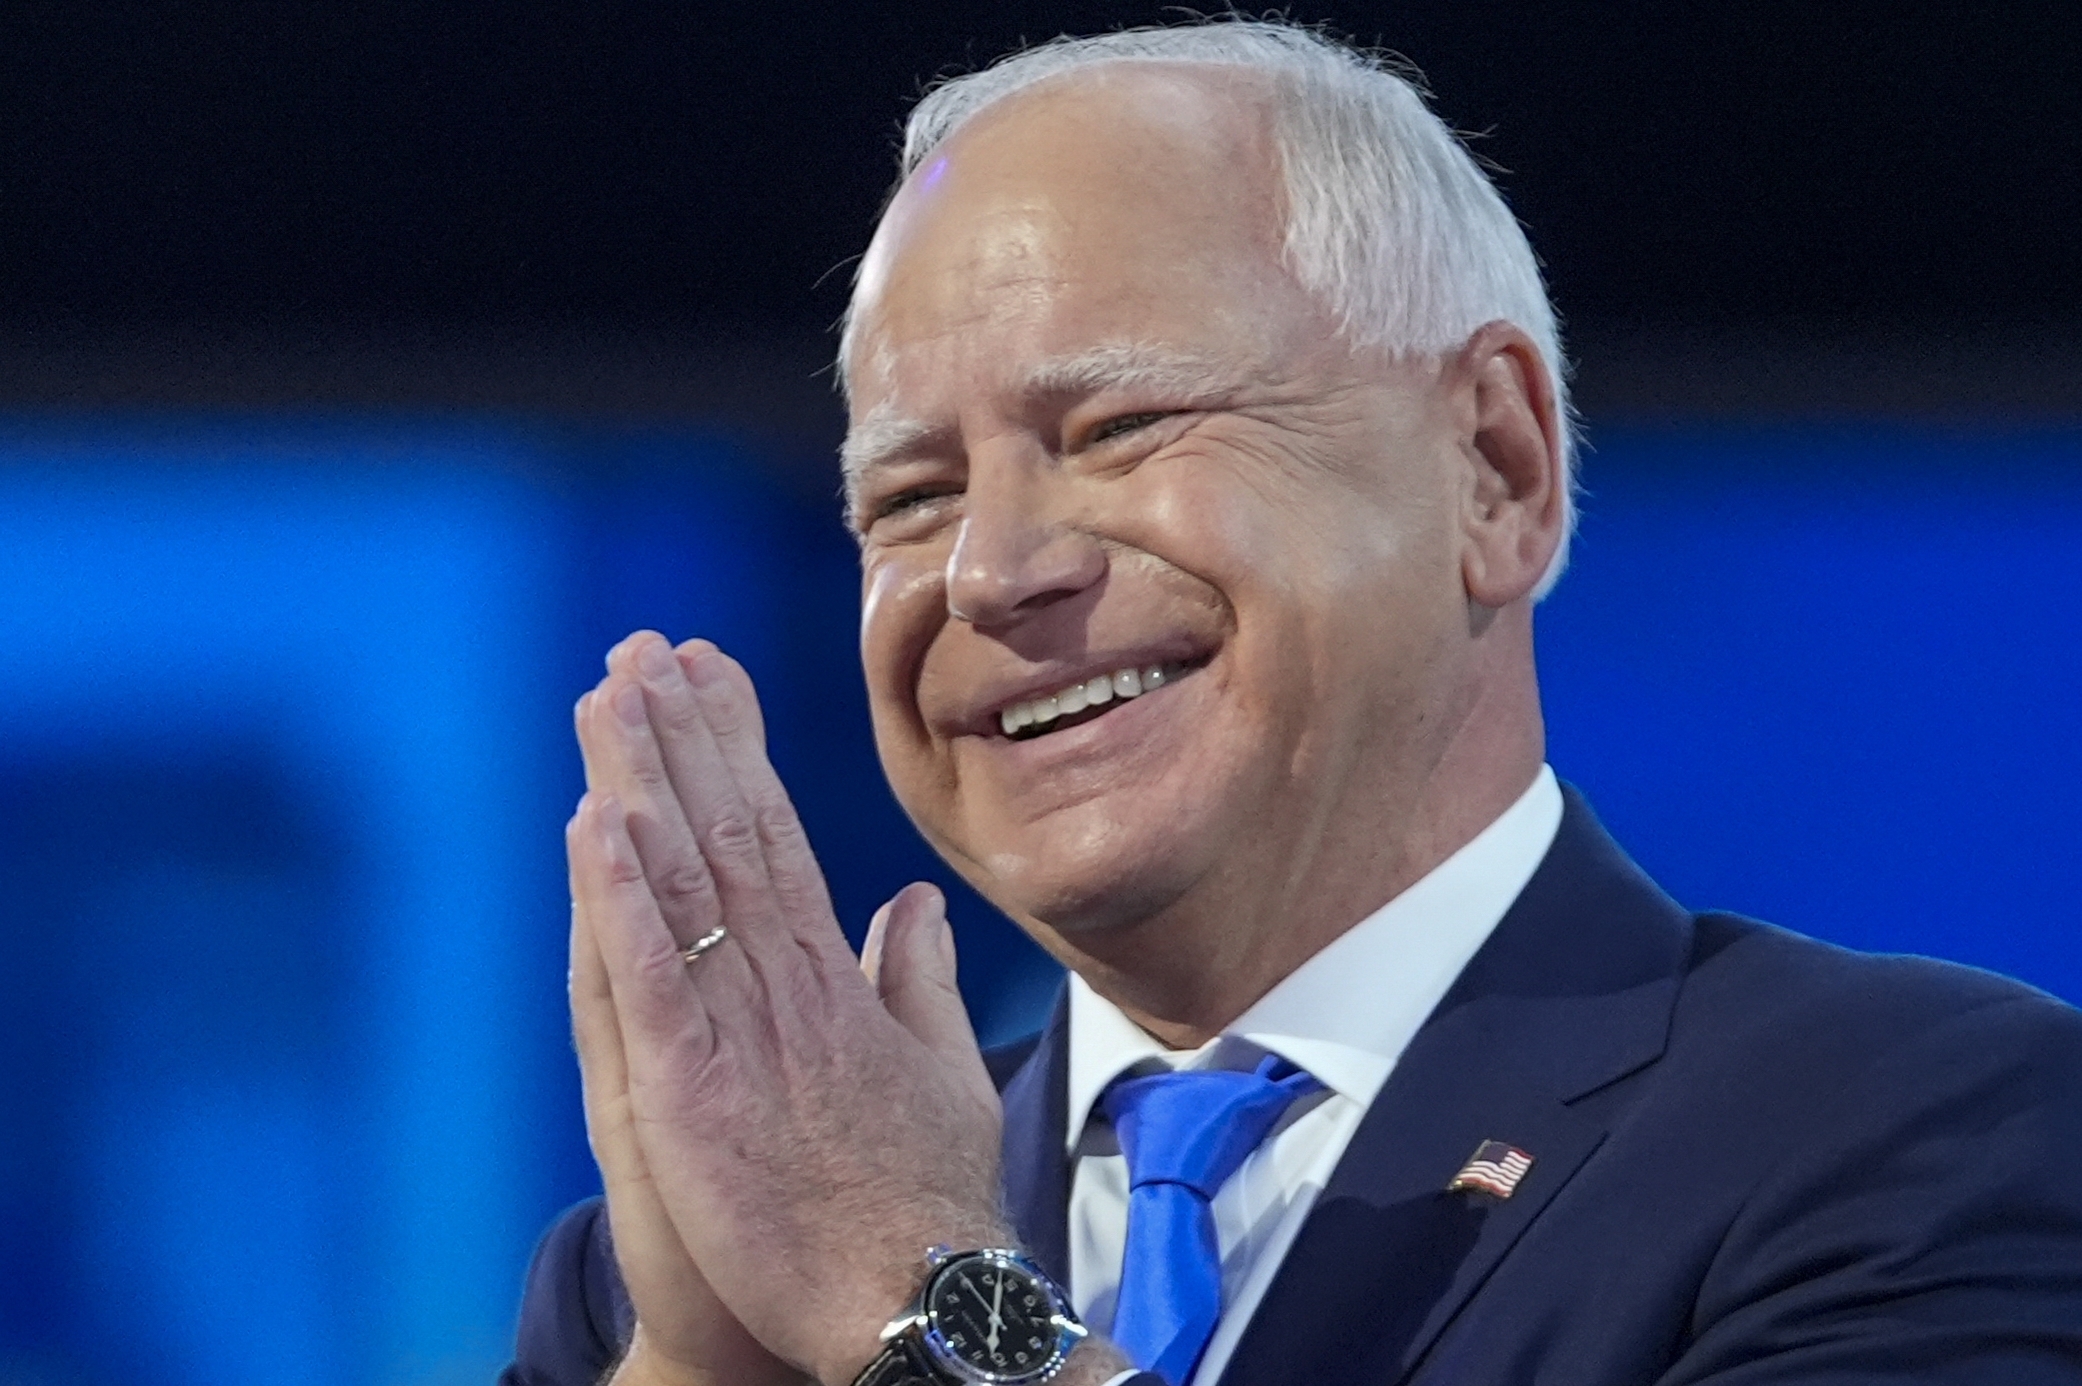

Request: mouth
left=996, top=657, right=1206, bottom=741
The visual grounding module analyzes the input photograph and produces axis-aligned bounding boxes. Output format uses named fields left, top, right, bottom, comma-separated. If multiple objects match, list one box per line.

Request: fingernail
left=862, top=901, right=893, bottom=983
left=613, top=683, right=646, bottom=726
left=637, top=639, right=675, bottom=679
left=685, top=647, right=726, bottom=688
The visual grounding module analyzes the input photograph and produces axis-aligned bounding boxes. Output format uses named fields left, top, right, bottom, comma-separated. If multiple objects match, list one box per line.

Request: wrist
left=610, top=1328, right=726, bottom=1386
left=820, top=1217, right=1019, bottom=1386
left=1048, top=1338, right=1135, bottom=1386
left=835, top=1239, right=1100, bottom=1386
left=612, top=1315, right=799, bottom=1381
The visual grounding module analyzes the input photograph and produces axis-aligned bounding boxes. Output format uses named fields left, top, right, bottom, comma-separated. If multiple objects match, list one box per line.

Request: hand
left=569, top=683, right=808, bottom=1386
left=569, top=633, right=1007, bottom=1385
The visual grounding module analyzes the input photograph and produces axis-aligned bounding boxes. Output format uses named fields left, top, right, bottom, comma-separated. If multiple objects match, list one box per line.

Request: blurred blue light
left=0, top=430, right=572, bottom=1386
left=1543, top=426, right=2082, bottom=1002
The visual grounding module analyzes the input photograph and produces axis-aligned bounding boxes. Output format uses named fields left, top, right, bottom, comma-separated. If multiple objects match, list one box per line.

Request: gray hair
left=851, top=18, right=1576, bottom=596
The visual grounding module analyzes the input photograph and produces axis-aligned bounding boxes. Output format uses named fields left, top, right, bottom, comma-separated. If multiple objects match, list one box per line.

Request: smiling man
left=843, top=52, right=1559, bottom=1037
left=504, top=21, right=2082, bottom=1386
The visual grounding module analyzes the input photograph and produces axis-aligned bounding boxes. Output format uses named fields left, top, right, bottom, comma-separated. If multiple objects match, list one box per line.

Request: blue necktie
left=1100, top=1055, right=1323, bottom=1386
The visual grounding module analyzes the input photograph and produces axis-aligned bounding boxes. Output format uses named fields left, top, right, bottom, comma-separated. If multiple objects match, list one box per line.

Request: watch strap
left=852, top=1339, right=942, bottom=1386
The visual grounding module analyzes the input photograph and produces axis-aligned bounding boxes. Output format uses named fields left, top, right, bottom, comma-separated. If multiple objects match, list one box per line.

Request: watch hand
left=963, top=1276, right=994, bottom=1316
left=989, top=1272, right=1006, bottom=1349
left=964, top=1274, right=1006, bottom=1349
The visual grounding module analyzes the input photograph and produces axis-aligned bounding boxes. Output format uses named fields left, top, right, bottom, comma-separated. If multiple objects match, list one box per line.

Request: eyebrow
left=1016, top=342, right=1237, bottom=401
left=839, top=342, right=1239, bottom=485
left=840, top=404, right=941, bottom=487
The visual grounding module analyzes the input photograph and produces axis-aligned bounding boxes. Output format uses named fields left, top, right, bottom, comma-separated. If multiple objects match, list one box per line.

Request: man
left=506, top=20, right=2082, bottom=1386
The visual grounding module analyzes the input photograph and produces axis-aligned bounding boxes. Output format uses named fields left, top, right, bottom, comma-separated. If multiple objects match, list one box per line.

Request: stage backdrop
left=0, top=419, right=2077, bottom=1386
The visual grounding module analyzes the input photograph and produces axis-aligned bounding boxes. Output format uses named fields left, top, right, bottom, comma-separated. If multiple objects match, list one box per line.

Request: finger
left=603, top=638, right=794, bottom=987
left=872, top=883, right=995, bottom=1103
left=572, top=875, right=789, bottom=1383
left=678, top=640, right=767, bottom=754
left=573, top=689, right=603, bottom=791
left=667, top=641, right=844, bottom=957
left=570, top=806, right=704, bottom=1257
left=570, top=791, right=721, bottom=1078
left=625, top=635, right=846, bottom=973
left=568, top=844, right=659, bottom=1187
left=582, top=663, right=774, bottom=1036
left=568, top=878, right=633, bottom=1169
left=579, top=672, right=757, bottom=1002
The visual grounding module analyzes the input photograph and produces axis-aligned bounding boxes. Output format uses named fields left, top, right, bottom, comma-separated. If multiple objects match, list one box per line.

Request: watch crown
left=924, top=1243, right=953, bottom=1268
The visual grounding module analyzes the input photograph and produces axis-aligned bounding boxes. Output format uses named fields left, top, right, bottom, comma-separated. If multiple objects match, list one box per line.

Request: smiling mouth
left=998, top=659, right=1202, bottom=740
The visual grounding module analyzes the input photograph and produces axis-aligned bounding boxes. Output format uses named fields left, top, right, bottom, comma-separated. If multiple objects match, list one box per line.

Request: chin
left=966, top=809, right=1217, bottom=941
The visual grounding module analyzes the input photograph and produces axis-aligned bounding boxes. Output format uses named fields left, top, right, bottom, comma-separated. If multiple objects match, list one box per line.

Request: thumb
left=870, top=883, right=993, bottom=1087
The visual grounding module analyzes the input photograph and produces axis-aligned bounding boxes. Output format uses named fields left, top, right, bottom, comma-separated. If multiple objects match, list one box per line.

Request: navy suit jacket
left=503, top=789, right=2082, bottom=1384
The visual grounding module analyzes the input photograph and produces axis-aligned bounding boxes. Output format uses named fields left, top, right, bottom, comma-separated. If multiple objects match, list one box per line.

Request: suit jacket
left=503, top=789, right=2082, bottom=1384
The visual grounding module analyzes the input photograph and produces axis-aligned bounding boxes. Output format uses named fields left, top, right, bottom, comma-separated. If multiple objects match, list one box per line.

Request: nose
left=945, top=445, right=1105, bottom=628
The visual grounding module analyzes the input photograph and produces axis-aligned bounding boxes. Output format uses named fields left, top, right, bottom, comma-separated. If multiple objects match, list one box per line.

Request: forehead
left=845, top=66, right=1302, bottom=414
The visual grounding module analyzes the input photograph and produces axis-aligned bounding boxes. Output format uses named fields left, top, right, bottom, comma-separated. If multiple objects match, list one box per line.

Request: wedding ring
left=678, top=925, right=729, bottom=967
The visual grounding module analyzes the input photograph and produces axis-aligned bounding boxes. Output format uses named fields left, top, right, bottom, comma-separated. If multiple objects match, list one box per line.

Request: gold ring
left=678, top=925, right=729, bottom=966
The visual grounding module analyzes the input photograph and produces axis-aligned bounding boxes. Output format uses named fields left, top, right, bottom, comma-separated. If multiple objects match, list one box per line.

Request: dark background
left=3, top=7, right=2080, bottom=1386
left=5, top=1, right=2079, bottom=431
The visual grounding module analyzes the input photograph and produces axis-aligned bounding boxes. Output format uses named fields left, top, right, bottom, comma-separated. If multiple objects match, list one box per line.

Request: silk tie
left=1100, top=1054, right=1323, bottom=1386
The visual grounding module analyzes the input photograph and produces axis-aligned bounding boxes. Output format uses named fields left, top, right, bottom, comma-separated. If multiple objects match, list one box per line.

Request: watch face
left=923, top=1255, right=1064, bottom=1381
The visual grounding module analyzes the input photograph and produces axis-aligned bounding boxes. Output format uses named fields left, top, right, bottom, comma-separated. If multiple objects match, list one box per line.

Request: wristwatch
left=853, top=1246, right=1087, bottom=1386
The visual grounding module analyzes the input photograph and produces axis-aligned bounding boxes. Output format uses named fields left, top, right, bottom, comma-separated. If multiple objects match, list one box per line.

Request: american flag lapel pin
left=1448, top=1140, right=1535, bottom=1199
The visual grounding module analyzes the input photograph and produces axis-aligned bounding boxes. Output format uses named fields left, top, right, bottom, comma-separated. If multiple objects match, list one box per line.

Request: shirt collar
left=1064, top=765, right=1564, bottom=1152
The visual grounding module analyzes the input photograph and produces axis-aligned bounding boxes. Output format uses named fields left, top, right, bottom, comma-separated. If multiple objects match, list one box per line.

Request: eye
left=877, top=483, right=958, bottom=516
left=1087, top=411, right=1170, bottom=445
left=861, top=483, right=962, bottom=534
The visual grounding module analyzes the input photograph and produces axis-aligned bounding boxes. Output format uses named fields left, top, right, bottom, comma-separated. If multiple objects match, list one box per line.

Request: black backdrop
left=7, top=2, right=2078, bottom=349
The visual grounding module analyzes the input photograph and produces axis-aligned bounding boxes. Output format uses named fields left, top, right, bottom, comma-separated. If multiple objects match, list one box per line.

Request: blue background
left=2, top=420, right=2077, bottom=1386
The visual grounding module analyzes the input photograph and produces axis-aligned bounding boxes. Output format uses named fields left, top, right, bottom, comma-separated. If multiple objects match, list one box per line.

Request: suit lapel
left=998, top=987, right=1073, bottom=1285
left=1216, top=789, right=1692, bottom=1386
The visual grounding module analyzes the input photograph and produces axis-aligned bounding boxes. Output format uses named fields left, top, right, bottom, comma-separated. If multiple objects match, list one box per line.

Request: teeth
left=997, top=661, right=1190, bottom=738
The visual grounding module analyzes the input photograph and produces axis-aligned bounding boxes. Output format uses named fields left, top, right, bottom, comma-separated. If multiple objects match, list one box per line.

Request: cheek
left=1123, top=444, right=1459, bottom=725
left=858, top=554, right=947, bottom=744
left=1121, top=449, right=1359, bottom=619
left=1202, top=436, right=1458, bottom=614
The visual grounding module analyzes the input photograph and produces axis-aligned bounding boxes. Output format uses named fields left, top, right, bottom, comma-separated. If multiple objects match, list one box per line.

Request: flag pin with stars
left=1448, top=1140, right=1535, bottom=1199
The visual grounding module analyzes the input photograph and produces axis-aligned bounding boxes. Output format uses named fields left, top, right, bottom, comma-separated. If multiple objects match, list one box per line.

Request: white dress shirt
left=1067, top=766, right=1563, bottom=1386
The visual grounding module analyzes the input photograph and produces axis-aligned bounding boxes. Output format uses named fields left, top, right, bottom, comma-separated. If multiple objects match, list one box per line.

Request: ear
left=1453, top=322, right=1569, bottom=608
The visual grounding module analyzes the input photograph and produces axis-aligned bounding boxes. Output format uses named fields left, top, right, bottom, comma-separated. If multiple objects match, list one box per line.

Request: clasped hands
left=567, top=632, right=1010, bottom=1386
